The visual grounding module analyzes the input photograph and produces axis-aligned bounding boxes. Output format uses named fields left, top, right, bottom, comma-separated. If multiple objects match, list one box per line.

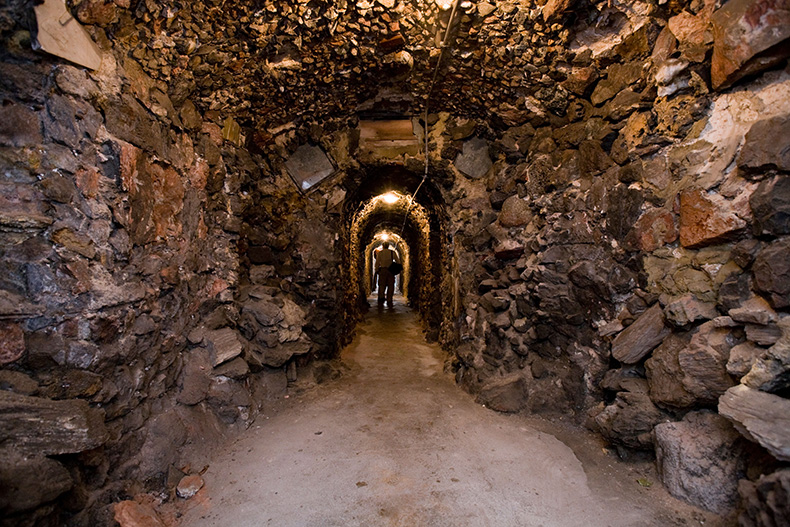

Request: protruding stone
left=455, top=137, right=492, bottom=180
left=719, top=384, right=790, bottom=462
left=476, top=374, right=527, bottom=413
left=729, top=296, right=777, bottom=326
left=749, top=174, right=790, bottom=235
left=0, top=452, right=73, bottom=514
left=727, top=342, right=766, bottom=379
left=711, top=0, right=790, bottom=89
left=679, top=188, right=747, bottom=248
left=0, top=391, right=108, bottom=456
left=646, top=332, right=697, bottom=409
left=0, top=103, right=42, bottom=147
left=0, top=322, right=25, bottom=365
left=678, top=321, right=738, bottom=404
left=114, top=500, right=165, bottom=527
left=498, top=195, right=532, bottom=227
left=752, top=238, right=790, bottom=309
left=655, top=411, right=746, bottom=514
left=595, top=379, right=671, bottom=450
left=176, top=474, right=204, bottom=499
left=612, top=304, right=670, bottom=364
left=664, top=294, right=718, bottom=327
left=205, top=328, right=244, bottom=367
left=742, top=317, right=790, bottom=393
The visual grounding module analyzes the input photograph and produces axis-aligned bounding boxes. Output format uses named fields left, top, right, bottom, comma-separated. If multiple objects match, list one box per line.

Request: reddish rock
left=679, top=188, right=747, bottom=248
left=75, top=167, right=100, bottom=200
left=627, top=208, right=678, bottom=252
left=476, top=374, right=528, bottom=413
left=0, top=322, right=25, bottom=365
left=646, top=332, right=697, bottom=409
left=114, top=500, right=164, bottom=527
left=711, top=0, right=790, bottom=89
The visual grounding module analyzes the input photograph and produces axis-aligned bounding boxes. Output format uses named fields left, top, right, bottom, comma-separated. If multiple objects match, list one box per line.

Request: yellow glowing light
left=380, top=233, right=390, bottom=241
left=381, top=192, right=399, bottom=204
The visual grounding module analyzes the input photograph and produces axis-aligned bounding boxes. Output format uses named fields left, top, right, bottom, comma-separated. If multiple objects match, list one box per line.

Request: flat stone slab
left=612, top=304, right=671, bottom=364
left=719, top=384, right=790, bottom=462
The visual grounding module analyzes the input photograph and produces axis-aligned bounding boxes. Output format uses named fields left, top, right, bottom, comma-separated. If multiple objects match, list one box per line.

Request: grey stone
left=205, top=328, right=244, bottom=367
left=612, top=304, right=670, bottom=364
left=0, top=103, right=42, bottom=147
left=753, top=238, right=790, bottom=309
left=742, top=317, right=790, bottom=393
left=738, top=469, right=790, bottom=527
left=595, top=379, right=671, bottom=450
left=678, top=321, right=739, bottom=405
left=746, top=323, right=782, bottom=346
left=213, top=357, right=250, bottom=379
left=455, top=137, right=492, bottom=180
left=727, top=342, right=766, bottom=379
left=729, top=296, right=778, bottom=326
left=655, top=411, right=746, bottom=514
left=664, top=294, right=718, bottom=327
left=0, top=391, right=107, bottom=456
left=0, top=452, right=73, bottom=514
left=719, top=384, right=790, bottom=462
left=646, top=332, right=697, bottom=409
left=177, top=348, right=212, bottom=405
left=476, top=374, right=528, bottom=413
left=750, top=175, right=790, bottom=235
left=243, top=299, right=284, bottom=327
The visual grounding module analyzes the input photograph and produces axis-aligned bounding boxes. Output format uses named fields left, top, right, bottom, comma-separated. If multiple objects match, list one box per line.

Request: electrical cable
left=398, top=0, right=460, bottom=237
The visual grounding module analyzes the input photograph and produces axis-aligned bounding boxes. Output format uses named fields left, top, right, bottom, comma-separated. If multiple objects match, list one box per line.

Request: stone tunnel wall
left=2, top=0, right=790, bottom=525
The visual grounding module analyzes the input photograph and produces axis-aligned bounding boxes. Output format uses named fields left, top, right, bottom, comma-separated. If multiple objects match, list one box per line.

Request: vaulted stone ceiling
left=68, top=0, right=674, bottom=133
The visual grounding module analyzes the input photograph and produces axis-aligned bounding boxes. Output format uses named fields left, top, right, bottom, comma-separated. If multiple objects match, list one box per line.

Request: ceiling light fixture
left=381, top=192, right=400, bottom=204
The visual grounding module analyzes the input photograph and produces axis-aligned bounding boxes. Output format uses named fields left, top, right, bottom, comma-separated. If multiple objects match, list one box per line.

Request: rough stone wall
left=2, top=0, right=789, bottom=524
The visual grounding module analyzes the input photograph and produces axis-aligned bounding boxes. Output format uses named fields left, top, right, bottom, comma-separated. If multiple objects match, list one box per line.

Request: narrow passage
left=180, top=299, right=718, bottom=527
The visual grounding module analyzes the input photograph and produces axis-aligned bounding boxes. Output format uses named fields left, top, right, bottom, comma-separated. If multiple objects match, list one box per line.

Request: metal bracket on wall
left=32, top=0, right=102, bottom=70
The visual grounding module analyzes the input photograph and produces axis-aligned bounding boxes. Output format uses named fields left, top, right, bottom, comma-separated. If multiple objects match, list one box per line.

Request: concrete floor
left=179, top=298, right=724, bottom=527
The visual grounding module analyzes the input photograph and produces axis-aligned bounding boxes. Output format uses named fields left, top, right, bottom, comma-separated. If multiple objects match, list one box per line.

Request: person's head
left=383, top=242, right=390, bottom=249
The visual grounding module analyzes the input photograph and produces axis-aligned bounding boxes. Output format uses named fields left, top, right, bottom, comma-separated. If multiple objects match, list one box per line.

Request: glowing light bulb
left=380, top=233, right=390, bottom=241
left=382, top=192, right=399, bottom=204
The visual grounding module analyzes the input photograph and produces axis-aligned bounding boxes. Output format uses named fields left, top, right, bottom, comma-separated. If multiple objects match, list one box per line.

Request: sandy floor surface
left=178, top=298, right=727, bottom=527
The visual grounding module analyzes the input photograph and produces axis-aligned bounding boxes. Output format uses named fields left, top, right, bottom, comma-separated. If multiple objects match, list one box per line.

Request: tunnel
left=1, top=0, right=790, bottom=525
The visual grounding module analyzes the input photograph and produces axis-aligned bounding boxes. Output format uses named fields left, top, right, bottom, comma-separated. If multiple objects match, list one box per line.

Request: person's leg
left=377, top=270, right=385, bottom=305
left=385, top=271, right=395, bottom=306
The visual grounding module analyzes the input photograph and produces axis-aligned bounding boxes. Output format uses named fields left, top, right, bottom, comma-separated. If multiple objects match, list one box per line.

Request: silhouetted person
left=374, top=242, right=399, bottom=308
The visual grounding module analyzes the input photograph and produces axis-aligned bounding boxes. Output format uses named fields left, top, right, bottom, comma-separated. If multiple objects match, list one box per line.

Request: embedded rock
left=114, top=500, right=165, bottom=527
left=655, top=411, right=746, bottom=514
left=742, top=317, right=790, bottom=393
left=0, top=391, right=108, bottom=456
left=741, top=120, right=790, bottom=174
left=679, top=188, right=747, bottom=248
left=678, top=321, right=738, bottom=405
left=176, top=474, right=205, bottom=499
left=750, top=175, right=790, bottom=236
left=752, top=238, right=790, bottom=309
left=476, top=374, right=527, bottom=413
left=0, top=452, right=73, bottom=514
left=646, top=332, right=697, bottom=409
left=719, top=384, right=790, bottom=461
left=664, top=294, right=718, bottom=327
left=595, top=379, right=671, bottom=450
left=727, top=342, right=767, bottom=379
left=711, top=0, right=790, bottom=89
left=0, top=322, right=25, bottom=365
left=204, top=328, right=244, bottom=367
left=738, top=469, right=790, bottom=527
left=498, top=195, right=532, bottom=228
left=611, top=304, right=670, bottom=364
left=455, top=137, right=492, bottom=180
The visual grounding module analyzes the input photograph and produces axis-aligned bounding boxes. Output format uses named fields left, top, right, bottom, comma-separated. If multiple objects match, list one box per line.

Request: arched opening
left=341, top=164, right=449, bottom=340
